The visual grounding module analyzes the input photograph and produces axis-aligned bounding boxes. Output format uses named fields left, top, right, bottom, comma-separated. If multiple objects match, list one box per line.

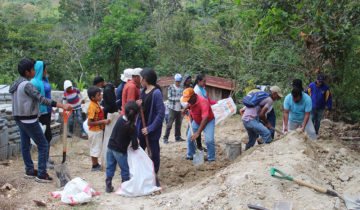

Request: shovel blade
left=343, top=195, right=360, bottom=210
left=54, top=163, right=71, bottom=187
left=193, top=150, right=204, bottom=166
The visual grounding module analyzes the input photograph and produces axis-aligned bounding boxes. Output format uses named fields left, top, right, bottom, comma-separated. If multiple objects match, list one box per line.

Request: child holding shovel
left=105, top=101, right=139, bottom=193
left=87, top=86, right=111, bottom=171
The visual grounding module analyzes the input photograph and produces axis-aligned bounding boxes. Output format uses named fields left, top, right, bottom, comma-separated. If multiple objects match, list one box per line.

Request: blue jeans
left=267, top=109, right=276, bottom=139
left=243, top=119, right=271, bottom=150
left=16, top=120, right=49, bottom=175
left=68, top=109, right=85, bottom=134
left=106, top=148, right=130, bottom=181
left=311, top=109, right=324, bottom=135
left=187, top=119, right=215, bottom=161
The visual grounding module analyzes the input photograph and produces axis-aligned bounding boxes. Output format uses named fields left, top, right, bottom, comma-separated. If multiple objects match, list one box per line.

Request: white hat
left=64, top=80, right=73, bottom=90
left=131, top=68, right=142, bottom=76
left=121, top=68, right=133, bottom=82
left=270, top=86, right=284, bottom=97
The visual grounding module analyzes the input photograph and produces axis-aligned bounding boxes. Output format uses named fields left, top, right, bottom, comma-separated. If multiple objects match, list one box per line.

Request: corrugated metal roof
left=158, top=75, right=237, bottom=91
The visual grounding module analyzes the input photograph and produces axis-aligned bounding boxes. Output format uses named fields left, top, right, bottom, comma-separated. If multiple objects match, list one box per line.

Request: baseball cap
left=270, top=86, right=283, bottom=97
left=64, top=80, right=73, bottom=90
left=317, top=74, right=325, bottom=82
left=131, top=68, right=142, bottom=76
left=174, top=73, right=182, bottom=82
left=182, top=88, right=195, bottom=102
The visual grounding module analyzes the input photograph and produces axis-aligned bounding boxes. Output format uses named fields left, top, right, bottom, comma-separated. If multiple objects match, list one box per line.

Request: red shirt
left=121, top=80, right=140, bottom=115
left=189, top=95, right=214, bottom=125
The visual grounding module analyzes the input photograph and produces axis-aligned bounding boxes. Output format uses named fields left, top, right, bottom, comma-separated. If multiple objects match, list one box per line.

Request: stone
left=339, top=173, right=350, bottom=182
left=339, top=148, right=347, bottom=157
left=258, top=194, right=265, bottom=200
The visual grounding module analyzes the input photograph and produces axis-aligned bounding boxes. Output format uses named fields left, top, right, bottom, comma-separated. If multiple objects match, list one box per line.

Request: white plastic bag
left=115, top=147, right=162, bottom=197
left=83, top=119, right=89, bottom=134
left=50, top=177, right=99, bottom=205
left=100, top=113, right=120, bottom=167
left=211, top=97, right=237, bottom=125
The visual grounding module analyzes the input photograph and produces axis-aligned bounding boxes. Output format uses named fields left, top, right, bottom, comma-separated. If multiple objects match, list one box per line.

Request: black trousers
left=163, top=109, right=183, bottom=140
left=38, top=113, right=52, bottom=143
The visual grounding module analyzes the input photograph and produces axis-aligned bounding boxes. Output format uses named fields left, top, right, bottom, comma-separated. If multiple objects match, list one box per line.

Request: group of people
left=241, top=75, right=332, bottom=150
left=10, top=57, right=331, bottom=194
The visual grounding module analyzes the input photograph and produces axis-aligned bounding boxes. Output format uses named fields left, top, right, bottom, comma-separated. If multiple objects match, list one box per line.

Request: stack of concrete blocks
left=0, top=109, right=9, bottom=160
left=0, top=104, right=21, bottom=160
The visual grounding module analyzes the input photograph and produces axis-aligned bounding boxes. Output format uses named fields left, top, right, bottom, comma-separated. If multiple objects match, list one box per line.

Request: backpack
left=241, top=91, right=269, bottom=107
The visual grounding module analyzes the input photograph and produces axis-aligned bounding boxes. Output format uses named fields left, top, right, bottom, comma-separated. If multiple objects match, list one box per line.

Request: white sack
left=211, top=97, right=237, bottom=125
left=100, top=113, right=120, bottom=167
left=51, top=177, right=99, bottom=205
left=115, top=147, right=162, bottom=197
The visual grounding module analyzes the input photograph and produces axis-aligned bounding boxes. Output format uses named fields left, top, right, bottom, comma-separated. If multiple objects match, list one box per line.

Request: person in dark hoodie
left=181, top=74, right=192, bottom=89
left=10, top=58, right=72, bottom=183
left=93, top=76, right=118, bottom=119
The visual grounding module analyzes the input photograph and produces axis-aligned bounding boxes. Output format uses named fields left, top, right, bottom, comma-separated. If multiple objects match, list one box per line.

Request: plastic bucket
left=225, top=142, right=242, bottom=160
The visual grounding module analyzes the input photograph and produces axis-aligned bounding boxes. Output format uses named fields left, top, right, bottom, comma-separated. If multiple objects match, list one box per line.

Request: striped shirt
left=63, top=88, right=82, bottom=110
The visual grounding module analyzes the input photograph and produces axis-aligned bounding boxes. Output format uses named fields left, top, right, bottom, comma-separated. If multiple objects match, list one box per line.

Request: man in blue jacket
left=306, top=74, right=332, bottom=135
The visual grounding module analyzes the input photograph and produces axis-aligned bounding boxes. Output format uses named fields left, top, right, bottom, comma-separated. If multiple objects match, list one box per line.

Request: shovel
left=271, top=168, right=360, bottom=210
left=55, top=110, right=72, bottom=187
left=139, top=106, right=152, bottom=157
left=186, top=114, right=204, bottom=166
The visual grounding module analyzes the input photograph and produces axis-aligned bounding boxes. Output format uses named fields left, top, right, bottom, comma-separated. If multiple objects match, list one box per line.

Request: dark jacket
left=102, top=83, right=118, bottom=117
left=136, top=88, right=165, bottom=142
left=108, top=116, right=138, bottom=154
left=306, top=82, right=332, bottom=110
left=116, top=82, right=126, bottom=110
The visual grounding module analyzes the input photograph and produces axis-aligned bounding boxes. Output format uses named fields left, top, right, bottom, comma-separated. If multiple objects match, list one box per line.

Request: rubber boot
left=105, top=178, right=114, bottom=193
left=155, top=173, right=161, bottom=187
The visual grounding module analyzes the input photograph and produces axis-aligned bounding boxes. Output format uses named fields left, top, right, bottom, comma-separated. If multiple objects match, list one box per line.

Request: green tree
left=88, top=1, right=150, bottom=85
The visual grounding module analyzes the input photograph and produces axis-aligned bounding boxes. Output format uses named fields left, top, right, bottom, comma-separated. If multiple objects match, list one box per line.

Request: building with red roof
left=158, top=75, right=238, bottom=101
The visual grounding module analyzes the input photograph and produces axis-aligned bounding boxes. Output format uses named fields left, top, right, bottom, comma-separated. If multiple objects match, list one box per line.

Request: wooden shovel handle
left=139, top=107, right=152, bottom=157
left=187, top=113, right=194, bottom=136
left=293, top=178, right=327, bottom=193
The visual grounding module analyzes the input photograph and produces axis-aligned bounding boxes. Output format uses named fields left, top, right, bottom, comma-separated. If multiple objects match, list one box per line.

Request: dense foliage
left=0, top=0, right=359, bottom=122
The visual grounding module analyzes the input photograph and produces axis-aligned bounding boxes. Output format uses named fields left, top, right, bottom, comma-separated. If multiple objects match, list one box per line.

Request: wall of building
left=160, top=85, right=229, bottom=102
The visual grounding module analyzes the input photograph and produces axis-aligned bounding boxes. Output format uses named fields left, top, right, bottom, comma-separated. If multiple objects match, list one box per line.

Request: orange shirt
left=87, top=100, right=104, bottom=131
left=121, top=80, right=140, bottom=115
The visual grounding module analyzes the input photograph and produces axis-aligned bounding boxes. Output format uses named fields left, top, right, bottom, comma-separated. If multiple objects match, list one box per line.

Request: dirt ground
left=1, top=115, right=359, bottom=210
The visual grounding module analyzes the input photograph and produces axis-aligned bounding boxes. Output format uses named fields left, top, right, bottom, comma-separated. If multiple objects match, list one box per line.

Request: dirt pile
left=320, top=119, right=360, bottom=138
left=1, top=116, right=359, bottom=209
left=152, top=130, right=360, bottom=210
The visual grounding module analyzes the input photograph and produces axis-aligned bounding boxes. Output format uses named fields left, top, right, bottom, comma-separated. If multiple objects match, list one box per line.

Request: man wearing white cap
left=63, top=80, right=86, bottom=138
left=163, top=73, right=185, bottom=143
left=120, top=68, right=142, bottom=115
left=116, top=68, right=132, bottom=111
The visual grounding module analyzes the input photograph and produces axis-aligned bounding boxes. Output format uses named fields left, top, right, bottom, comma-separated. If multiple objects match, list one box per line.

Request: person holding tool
left=181, top=88, right=216, bottom=162
left=135, top=68, right=165, bottom=187
left=241, top=86, right=283, bottom=150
